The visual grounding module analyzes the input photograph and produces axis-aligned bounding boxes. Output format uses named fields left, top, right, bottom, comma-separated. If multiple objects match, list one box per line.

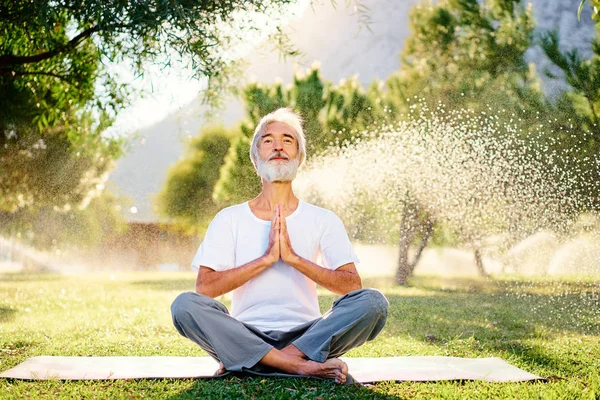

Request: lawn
left=0, top=271, right=598, bottom=399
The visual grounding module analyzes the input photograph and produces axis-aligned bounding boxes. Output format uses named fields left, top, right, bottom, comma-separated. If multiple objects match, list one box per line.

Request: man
left=171, top=108, right=388, bottom=384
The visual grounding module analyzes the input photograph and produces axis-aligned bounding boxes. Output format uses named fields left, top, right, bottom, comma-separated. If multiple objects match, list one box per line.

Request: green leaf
left=578, top=0, right=586, bottom=21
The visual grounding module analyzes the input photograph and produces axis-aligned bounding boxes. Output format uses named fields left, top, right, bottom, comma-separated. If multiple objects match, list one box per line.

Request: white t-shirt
left=191, top=200, right=359, bottom=332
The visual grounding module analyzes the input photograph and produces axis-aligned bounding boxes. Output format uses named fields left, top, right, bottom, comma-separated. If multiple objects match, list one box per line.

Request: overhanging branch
left=0, top=68, right=72, bottom=83
left=0, top=26, right=99, bottom=66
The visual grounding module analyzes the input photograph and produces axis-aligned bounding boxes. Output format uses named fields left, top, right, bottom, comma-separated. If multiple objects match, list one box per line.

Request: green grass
left=0, top=271, right=598, bottom=399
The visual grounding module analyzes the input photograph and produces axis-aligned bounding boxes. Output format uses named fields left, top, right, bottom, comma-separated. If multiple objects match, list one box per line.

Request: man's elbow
left=342, top=275, right=362, bottom=294
left=195, top=286, right=218, bottom=298
left=195, top=284, right=208, bottom=297
left=195, top=267, right=217, bottom=297
left=195, top=277, right=215, bottom=298
left=351, top=277, right=363, bottom=292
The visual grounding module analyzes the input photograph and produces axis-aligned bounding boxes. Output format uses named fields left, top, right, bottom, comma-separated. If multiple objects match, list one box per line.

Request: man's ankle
left=281, top=344, right=307, bottom=359
left=295, top=359, right=318, bottom=376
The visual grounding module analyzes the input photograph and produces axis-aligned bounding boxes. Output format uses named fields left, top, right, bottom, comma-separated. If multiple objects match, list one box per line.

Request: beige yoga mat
left=0, top=356, right=542, bottom=383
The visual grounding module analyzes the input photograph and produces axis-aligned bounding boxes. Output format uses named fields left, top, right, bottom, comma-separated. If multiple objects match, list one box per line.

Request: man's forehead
left=263, top=121, right=297, bottom=138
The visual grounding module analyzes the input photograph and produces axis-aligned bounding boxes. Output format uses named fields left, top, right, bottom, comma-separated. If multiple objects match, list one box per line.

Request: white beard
left=257, top=155, right=300, bottom=182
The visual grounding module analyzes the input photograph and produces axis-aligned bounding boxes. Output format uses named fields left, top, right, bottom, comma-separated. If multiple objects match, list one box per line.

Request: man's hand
left=279, top=205, right=298, bottom=264
left=197, top=206, right=281, bottom=297
left=263, top=205, right=281, bottom=265
left=278, top=205, right=362, bottom=295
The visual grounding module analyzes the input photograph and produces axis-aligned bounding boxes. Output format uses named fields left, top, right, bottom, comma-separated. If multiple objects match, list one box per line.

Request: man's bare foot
left=257, top=348, right=348, bottom=383
left=299, top=358, right=348, bottom=384
left=214, top=362, right=227, bottom=376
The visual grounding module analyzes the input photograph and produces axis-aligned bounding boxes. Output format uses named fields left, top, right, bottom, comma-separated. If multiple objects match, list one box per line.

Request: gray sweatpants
left=171, top=288, right=388, bottom=372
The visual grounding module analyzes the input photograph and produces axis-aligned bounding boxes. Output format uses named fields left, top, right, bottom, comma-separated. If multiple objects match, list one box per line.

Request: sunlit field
left=1, top=271, right=598, bottom=399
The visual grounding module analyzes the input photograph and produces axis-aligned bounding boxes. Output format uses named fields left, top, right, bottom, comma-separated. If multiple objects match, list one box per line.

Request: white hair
left=250, top=107, right=306, bottom=171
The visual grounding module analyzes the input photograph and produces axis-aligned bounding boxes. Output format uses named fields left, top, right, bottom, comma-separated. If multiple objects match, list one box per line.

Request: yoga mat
left=0, top=356, right=542, bottom=383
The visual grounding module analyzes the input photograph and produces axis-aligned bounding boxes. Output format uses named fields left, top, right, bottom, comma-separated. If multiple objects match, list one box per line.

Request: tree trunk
left=474, top=248, right=488, bottom=277
left=395, top=200, right=434, bottom=286
left=409, top=218, right=434, bottom=271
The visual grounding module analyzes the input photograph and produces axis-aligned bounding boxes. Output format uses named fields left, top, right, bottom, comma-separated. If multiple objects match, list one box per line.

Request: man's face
left=258, top=121, right=299, bottom=162
left=256, top=121, right=301, bottom=182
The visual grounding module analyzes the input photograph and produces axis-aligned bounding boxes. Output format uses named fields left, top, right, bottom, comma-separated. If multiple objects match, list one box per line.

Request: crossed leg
left=171, top=288, right=388, bottom=383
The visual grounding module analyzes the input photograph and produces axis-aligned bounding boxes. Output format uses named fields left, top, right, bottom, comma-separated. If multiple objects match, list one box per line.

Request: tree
left=0, top=3, right=126, bottom=213
left=155, top=126, right=234, bottom=235
left=0, top=0, right=306, bottom=113
left=0, top=1, right=315, bottom=209
left=383, top=0, right=552, bottom=284
left=388, top=0, right=540, bottom=122
left=540, top=30, right=600, bottom=213
left=212, top=134, right=262, bottom=207
left=0, top=0, right=312, bottom=246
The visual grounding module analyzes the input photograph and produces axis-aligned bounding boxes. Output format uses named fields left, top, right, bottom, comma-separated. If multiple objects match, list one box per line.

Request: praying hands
left=264, top=205, right=298, bottom=266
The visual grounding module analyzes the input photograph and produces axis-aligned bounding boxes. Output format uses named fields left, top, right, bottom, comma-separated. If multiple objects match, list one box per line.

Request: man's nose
left=273, top=140, right=283, bottom=150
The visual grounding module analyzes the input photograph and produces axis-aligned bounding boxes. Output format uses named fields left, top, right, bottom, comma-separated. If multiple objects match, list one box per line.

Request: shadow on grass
left=487, top=341, right=567, bottom=375
left=167, top=375, right=399, bottom=399
left=0, top=307, right=16, bottom=323
left=130, top=279, right=194, bottom=292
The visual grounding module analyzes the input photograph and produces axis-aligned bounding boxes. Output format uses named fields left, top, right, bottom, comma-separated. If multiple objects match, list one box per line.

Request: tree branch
left=408, top=217, right=434, bottom=271
left=0, top=26, right=99, bottom=66
left=0, top=68, right=72, bottom=83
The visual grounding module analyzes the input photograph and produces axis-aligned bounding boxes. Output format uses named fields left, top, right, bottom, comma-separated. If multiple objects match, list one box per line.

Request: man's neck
left=254, top=180, right=299, bottom=211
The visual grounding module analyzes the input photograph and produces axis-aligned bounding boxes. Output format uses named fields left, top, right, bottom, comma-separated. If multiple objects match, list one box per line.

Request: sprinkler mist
left=297, top=102, right=600, bottom=274
left=295, top=101, right=600, bottom=330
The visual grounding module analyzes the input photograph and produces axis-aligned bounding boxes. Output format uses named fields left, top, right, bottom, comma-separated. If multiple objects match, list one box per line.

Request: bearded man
left=171, top=108, right=388, bottom=384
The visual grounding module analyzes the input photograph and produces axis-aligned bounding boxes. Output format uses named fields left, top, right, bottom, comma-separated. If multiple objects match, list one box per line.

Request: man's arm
left=279, top=207, right=362, bottom=295
left=196, top=257, right=272, bottom=298
left=285, top=257, right=362, bottom=295
left=196, top=207, right=281, bottom=298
